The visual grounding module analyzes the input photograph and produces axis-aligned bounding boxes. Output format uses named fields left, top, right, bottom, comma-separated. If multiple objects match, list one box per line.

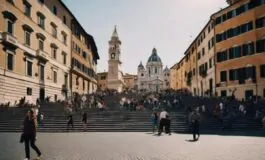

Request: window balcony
left=2, top=32, right=18, bottom=48
left=220, top=81, right=227, bottom=87
left=36, top=49, right=49, bottom=61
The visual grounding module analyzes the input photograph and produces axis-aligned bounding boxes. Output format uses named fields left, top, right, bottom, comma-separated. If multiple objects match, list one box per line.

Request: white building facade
left=137, top=48, right=170, bottom=92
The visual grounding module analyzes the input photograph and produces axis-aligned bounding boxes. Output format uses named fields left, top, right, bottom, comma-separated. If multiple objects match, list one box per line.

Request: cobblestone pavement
left=0, top=132, right=265, bottom=160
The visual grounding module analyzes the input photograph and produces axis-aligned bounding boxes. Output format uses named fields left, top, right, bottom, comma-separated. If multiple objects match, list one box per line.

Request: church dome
left=164, top=66, right=169, bottom=72
left=147, top=48, right=162, bottom=63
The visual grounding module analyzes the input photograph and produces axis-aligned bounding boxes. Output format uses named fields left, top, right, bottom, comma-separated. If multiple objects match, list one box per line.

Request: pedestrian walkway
left=1, top=132, right=265, bottom=160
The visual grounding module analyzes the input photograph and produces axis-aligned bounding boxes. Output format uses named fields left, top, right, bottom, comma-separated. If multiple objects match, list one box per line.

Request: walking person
left=67, top=113, right=74, bottom=131
left=82, top=112, right=87, bottom=131
left=189, top=109, right=201, bottom=141
left=22, top=110, right=42, bottom=160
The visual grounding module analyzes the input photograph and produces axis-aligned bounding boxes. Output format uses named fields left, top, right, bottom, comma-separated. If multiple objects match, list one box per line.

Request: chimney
left=226, top=0, right=241, bottom=5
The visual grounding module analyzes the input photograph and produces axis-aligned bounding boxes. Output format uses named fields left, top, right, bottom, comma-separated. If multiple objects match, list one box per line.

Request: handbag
left=20, top=133, right=25, bottom=143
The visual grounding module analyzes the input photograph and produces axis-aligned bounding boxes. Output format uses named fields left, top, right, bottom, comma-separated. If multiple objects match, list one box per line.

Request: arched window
left=155, top=67, right=158, bottom=74
left=63, top=16, right=67, bottom=25
left=53, top=6, right=57, bottom=15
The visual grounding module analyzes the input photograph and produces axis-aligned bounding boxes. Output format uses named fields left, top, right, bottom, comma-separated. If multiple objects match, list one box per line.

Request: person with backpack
left=151, top=112, right=158, bottom=134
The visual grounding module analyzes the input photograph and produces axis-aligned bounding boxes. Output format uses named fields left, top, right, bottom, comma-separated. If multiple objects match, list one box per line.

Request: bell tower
left=107, top=26, right=124, bottom=92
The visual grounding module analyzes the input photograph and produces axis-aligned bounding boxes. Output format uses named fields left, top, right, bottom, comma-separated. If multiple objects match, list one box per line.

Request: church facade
left=137, top=48, right=170, bottom=92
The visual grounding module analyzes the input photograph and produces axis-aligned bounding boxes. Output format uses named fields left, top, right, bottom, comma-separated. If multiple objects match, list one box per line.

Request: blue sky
left=62, top=0, right=228, bottom=74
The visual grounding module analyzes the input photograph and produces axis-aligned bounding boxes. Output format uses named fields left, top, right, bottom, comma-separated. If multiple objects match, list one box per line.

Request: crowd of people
left=19, top=88, right=265, bottom=159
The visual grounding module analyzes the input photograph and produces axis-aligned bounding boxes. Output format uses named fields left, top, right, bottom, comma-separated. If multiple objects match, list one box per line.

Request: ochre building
left=0, top=0, right=99, bottom=105
left=214, top=0, right=265, bottom=99
left=170, top=0, right=265, bottom=100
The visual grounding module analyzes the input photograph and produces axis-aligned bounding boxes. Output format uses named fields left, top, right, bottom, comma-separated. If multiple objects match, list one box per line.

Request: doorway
left=209, top=78, right=213, bottom=96
left=39, top=88, right=45, bottom=102
left=245, top=90, right=253, bottom=100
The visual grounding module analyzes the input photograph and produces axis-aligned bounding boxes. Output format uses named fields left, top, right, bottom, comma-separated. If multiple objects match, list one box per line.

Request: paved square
left=0, top=132, right=265, bottom=160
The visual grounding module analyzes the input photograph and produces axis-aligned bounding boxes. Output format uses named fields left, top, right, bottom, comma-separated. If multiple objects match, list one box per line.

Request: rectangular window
left=197, top=52, right=201, bottom=60
left=235, top=46, right=242, bottom=58
left=24, top=31, right=30, bottom=46
left=6, top=20, right=13, bottom=35
left=211, top=37, right=215, bottom=47
left=227, top=11, right=232, bottom=20
left=7, top=52, right=14, bottom=71
left=256, top=16, right=265, bottom=28
left=229, top=46, right=241, bottom=59
left=52, top=48, right=57, bottom=59
left=242, top=42, right=254, bottom=56
left=38, top=16, right=45, bottom=29
left=63, top=16, right=67, bottom=25
left=39, top=65, right=44, bottom=81
left=246, top=21, right=253, bottom=31
left=217, top=50, right=228, bottom=62
left=222, top=14, right=227, bottom=22
left=53, top=71, right=57, bottom=83
left=26, top=87, right=32, bottom=96
left=52, top=26, right=57, bottom=38
left=63, top=34, right=67, bottom=45
left=63, top=54, right=66, bottom=65
left=24, top=2, right=31, bottom=17
left=64, top=74, right=68, bottom=86
left=53, top=6, right=57, bottom=15
left=209, top=58, right=212, bottom=68
left=260, top=64, right=265, bottom=78
left=220, top=71, right=227, bottom=82
left=229, top=48, right=235, bottom=59
left=215, top=16, right=222, bottom=25
left=256, top=39, right=265, bottom=53
left=236, top=5, right=245, bottom=16
left=246, top=66, right=256, bottom=79
left=39, top=39, right=44, bottom=51
left=229, top=69, right=238, bottom=81
left=82, top=52, right=87, bottom=59
left=26, top=60, right=32, bottom=77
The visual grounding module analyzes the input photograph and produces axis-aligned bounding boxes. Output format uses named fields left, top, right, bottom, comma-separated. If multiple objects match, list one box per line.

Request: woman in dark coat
left=82, top=112, right=88, bottom=131
left=23, top=110, right=42, bottom=160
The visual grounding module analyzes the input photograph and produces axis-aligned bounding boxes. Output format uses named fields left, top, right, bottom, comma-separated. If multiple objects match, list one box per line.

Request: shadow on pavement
left=175, top=129, right=265, bottom=138
left=185, top=139, right=197, bottom=142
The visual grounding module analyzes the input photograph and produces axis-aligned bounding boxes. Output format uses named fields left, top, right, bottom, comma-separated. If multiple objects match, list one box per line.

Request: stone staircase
left=0, top=102, right=263, bottom=133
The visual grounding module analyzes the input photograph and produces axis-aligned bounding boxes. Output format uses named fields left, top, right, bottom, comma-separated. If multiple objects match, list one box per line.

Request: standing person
left=22, top=110, right=42, bottom=160
left=67, top=113, right=74, bottom=130
left=165, top=114, right=171, bottom=135
left=37, top=112, right=44, bottom=127
left=151, top=112, right=158, bottom=133
left=189, top=109, right=201, bottom=141
left=82, top=112, right=87, bottom=131
left=158, top=108, right=168, bottom=136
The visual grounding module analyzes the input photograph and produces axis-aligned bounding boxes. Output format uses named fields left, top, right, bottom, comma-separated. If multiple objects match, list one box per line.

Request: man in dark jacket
left=189, top=109, right=201, bottom=141
left=23, top=110, right=42, bottom=160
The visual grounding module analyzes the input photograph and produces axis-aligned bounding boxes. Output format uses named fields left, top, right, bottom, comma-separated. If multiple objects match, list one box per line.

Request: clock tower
left=107, top=26, right=124, bottom=92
